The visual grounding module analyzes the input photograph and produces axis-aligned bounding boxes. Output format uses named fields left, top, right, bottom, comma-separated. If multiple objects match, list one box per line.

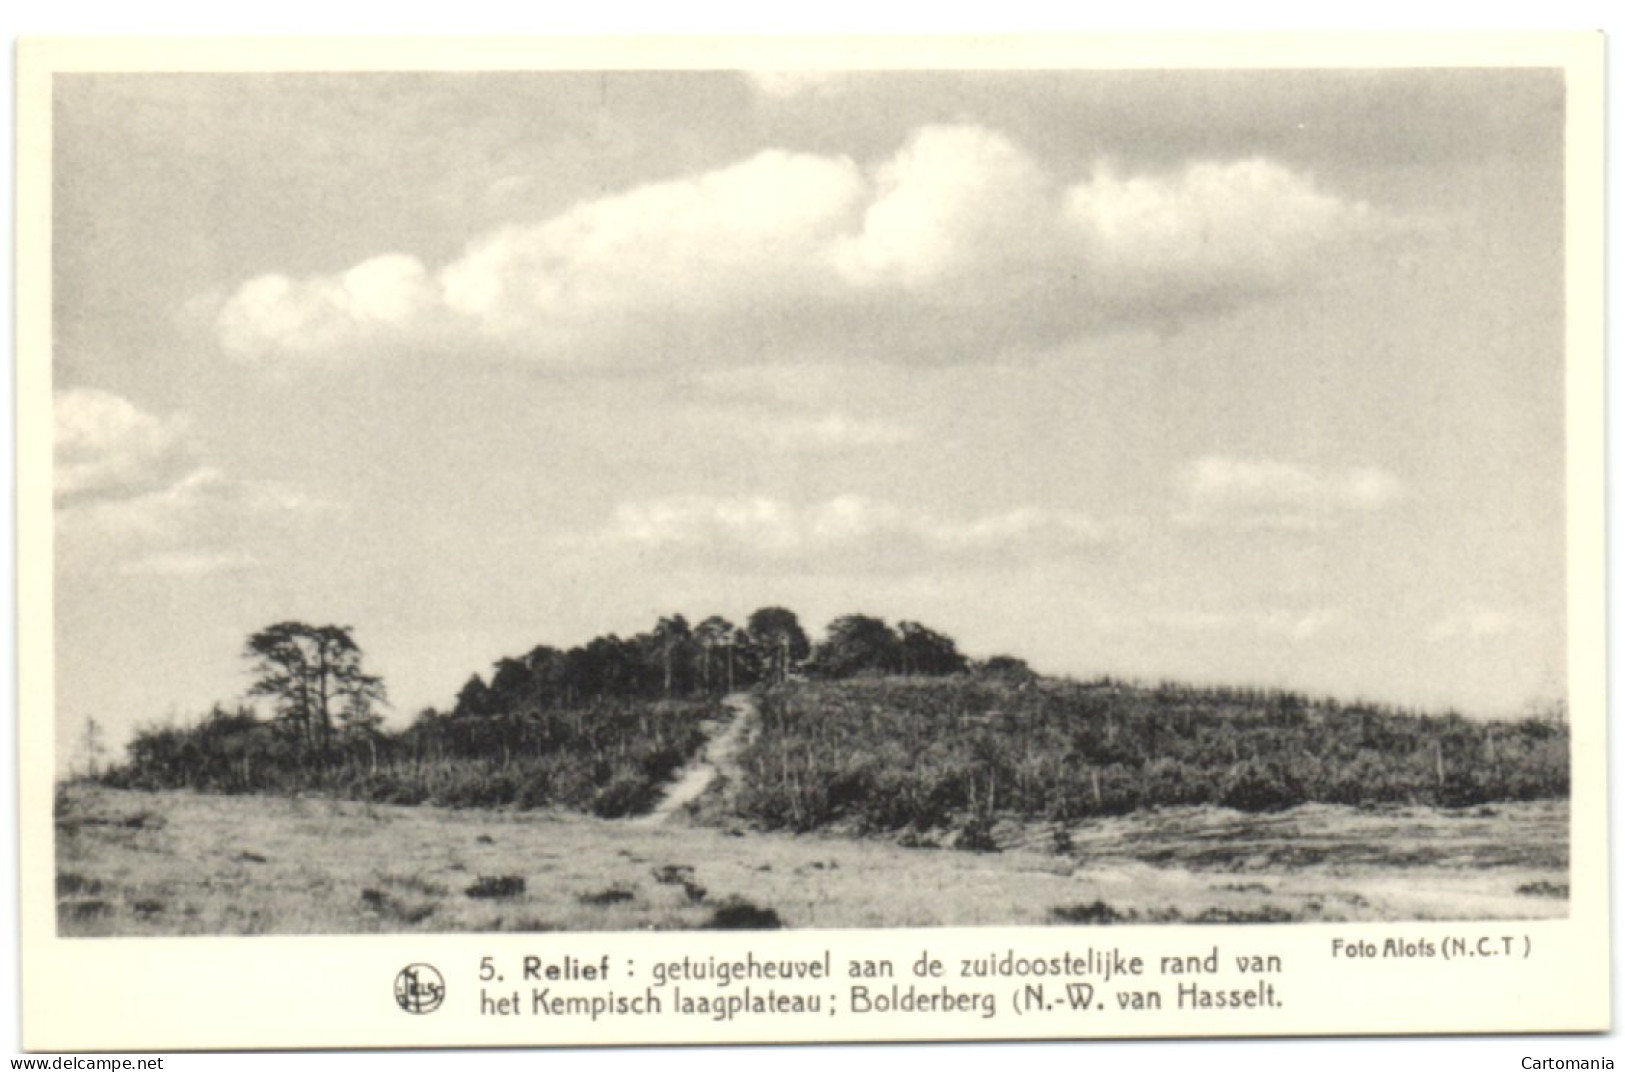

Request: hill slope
left=730, top=675, right=1568, bottom=836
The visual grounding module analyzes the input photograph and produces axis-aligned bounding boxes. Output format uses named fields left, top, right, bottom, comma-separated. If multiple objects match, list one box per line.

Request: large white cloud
left=216, top=124, right=1383, bottom=369
left=598, top=494, right=1108, bottom=575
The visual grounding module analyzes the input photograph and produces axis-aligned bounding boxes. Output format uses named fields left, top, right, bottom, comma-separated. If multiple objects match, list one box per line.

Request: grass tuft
left=1516, top=880, right=1569, bottom=898
left=1051, top=900, right=1131, bottom=924
left=58, top=899, right=114, bottom=923
left=651, top=864, right=695, bottom=885
left=56, top=873, right=103, bottom=897
left=362, top=887, right=438, bottom=924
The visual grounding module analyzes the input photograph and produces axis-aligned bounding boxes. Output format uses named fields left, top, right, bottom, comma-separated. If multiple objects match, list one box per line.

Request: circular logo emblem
left=394, top=963, right=445, bottom=1014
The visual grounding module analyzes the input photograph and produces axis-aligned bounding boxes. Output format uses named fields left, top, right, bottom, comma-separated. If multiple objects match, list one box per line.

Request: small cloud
left=595, top=494, right=1108, bottom=575
left=119, top=549, right=260, bottom=577
left=699, top=409, right=918, bottom=452
left=1262, top=609, right=1341, bottom=640
left=63, top=465, right=233, bottom=543
left=1175, top=455, right=1402, bottom=530
left=744, top=70, right=849, bottom=99
left=1063, top=157, right=1372, bottom=316
left=54, top=389, right=321, bottom=578
left=54, top=388, right=193, bottom=505
left=690, top=364, right=850, bottom=406
left=764, top=413, right=918, bottom=451
left=1150, top=607, right=1340, bottom=641
left=1147, top=610, right=1233, bottom=632
left=1427, top=609, right=1527, bottom=642
left=484, top=173, right=536, bottom=206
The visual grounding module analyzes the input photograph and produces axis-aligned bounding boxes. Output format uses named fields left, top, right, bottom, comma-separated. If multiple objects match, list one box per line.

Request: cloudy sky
left=52, top=67, right=1568, bottom=755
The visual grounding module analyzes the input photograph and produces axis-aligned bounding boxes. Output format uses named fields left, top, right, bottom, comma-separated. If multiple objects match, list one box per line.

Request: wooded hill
left=445, top=607, right=973, bottom=716
left=100, top=608, right=1568, bottom=830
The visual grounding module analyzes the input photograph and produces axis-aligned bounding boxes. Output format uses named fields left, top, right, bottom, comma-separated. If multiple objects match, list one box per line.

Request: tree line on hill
left=98, top=609, right=1014, bottom=813
left=446, top=607, right=989, bottom=720
left=94, top=610, right=1565, bottom=830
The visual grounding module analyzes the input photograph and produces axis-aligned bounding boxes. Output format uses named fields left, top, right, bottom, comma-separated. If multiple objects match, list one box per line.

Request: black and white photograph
left=16, top=32, right=1610, bottom=1052
left=45, top=59, right=1581, bottom=936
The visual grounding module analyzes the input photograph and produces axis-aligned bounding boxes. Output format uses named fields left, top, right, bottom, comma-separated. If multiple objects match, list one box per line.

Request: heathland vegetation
left=735, top=676, right=1568, bottom=839
left=97, top=609, right=1568, bottom=832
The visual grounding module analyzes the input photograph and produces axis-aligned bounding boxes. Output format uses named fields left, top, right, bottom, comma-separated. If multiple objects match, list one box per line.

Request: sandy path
left=631, top=692, right=755, bottom=825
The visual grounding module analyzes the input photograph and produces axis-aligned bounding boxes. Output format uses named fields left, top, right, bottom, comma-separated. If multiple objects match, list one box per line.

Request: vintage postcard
left=16, top=33, right=1608, bottom=1051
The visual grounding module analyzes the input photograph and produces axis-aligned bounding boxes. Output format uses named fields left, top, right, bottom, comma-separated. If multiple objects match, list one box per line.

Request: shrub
left=591, top=772, right=658, bottom=819
left=952, top=817, right=999, bottom=853
left=1219, top=760, right=1307, bottom=812
left=465, top=875, right=526, bottom=899
left=705, top=897, right=783, bottom=929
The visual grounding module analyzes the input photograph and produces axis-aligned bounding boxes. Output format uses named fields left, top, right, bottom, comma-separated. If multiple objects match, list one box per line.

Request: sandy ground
left=630, top=693, right=755, bottom=826
left=54, top=784, right=1567, bottom=936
